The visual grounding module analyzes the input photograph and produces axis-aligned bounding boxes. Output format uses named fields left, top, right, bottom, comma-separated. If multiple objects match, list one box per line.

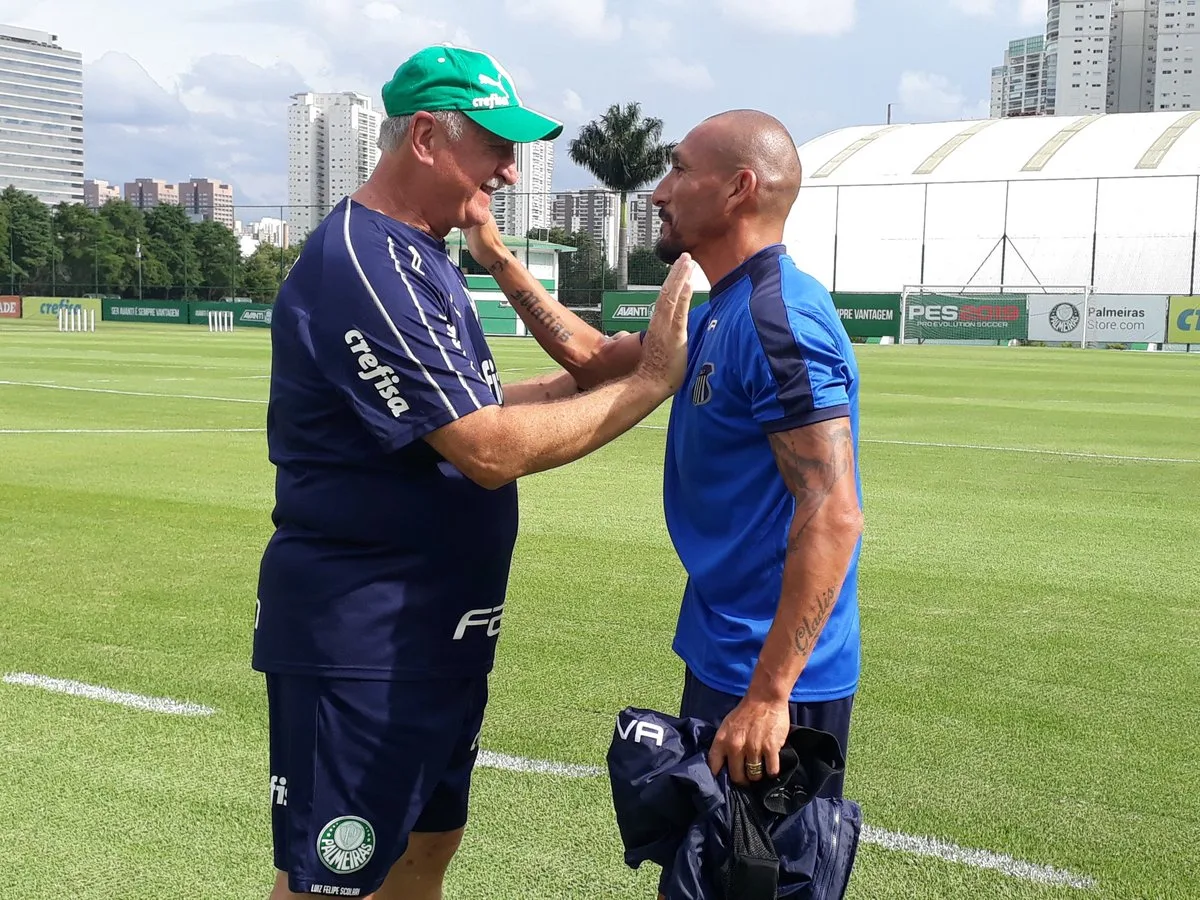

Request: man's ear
left=726, top=169, right=757, bottom=214
left=409, top=112, right=438, bottom=166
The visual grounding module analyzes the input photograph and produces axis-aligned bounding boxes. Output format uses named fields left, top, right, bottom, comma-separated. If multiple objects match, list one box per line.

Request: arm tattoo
left=793, top=587, right=837, bottom=657
left=506, top=289, right=573, bottom=343
left=768, top=421, right=854, bottom=548
left=485, top=258, right=573, bottom=342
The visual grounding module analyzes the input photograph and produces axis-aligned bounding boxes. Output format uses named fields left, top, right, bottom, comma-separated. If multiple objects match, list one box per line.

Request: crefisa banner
left=1027, top=294, right=1168, bottom=343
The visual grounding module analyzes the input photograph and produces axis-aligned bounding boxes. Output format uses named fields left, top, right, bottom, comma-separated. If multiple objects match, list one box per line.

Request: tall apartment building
left=288, top=91, right=382, bottom=238
left=628, top=191, right=662, bottom=252
left=83, top=178, right=119, bottom=208
left=491, top=140, right=554, bottom=237
left=552, top=189, right=619, bottom=266
left=125, top=178, right=179, bottom=209
left=991, top=0, right=1199, bottom=116
left=994, top=36, right=1048, bottom=117
left=1155, top=0, right=1199, bottom=110
left=1046, top=0, right=1113, bottom=115
left=1110, top=0, right=1159, bottom=112
left=179, top=177, right=234, bottom=229
left=990, top=66, right=1007, bottom=117
left=0, top=25, right=83, bottom=205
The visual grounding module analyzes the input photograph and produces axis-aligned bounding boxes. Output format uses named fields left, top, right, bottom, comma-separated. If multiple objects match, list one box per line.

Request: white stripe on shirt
left=388, top=236, right=483, bottom=411
left=341, top=201, right=459, bottom=421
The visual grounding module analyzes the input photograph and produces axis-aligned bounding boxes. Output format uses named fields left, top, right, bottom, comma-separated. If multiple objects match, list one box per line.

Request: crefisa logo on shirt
left=344, top=330, right=410, bottom=418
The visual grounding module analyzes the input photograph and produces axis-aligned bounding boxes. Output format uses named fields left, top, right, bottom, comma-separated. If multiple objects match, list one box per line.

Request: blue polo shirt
left=664, top=244, right=862, bottom=703
left=252, top=197, right=517, bottom=681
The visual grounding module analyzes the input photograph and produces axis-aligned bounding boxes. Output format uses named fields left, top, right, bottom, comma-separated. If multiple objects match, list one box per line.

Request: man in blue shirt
left=471, top=109, right=864, bottom=810
left=253, top=44, right=696, bottom=900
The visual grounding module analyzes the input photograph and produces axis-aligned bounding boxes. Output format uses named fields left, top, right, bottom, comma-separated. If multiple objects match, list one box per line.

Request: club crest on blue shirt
left=691, top=362, right=715, bottom=406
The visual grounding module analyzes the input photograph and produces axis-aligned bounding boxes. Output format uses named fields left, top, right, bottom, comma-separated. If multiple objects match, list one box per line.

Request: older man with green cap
left=252, top=43, right=696, bottom=900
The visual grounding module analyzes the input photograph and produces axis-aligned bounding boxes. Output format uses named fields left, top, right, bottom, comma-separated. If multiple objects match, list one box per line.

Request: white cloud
left=563, top=89, right=584, bottom=115
left=898, top=70, right=984, bottom=121
left=649, top=58, right=716, bottom=91
left=628, top=16, right=673, bottom=44
left=715, top=0, right=856, bottom=36
left=503, top=0, right=621, bottom=40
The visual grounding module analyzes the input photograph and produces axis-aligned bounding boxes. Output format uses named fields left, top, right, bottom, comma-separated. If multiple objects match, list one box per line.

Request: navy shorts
left=266, top=673, right=488, bottom=897
left=679, top=667, right=854, bottom=799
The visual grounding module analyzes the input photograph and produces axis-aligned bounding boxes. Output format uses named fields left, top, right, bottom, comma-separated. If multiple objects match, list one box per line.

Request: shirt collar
left=708, top=244, right=787, bottom=300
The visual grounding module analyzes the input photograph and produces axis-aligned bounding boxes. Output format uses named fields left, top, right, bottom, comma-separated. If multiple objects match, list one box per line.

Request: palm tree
left=568, top=102, right=675, bottom=291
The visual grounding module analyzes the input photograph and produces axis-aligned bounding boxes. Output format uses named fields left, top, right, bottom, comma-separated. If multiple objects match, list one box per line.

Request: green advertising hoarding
left=902, top=296, right=1028, bottom=342
left=102, top=300, right=189, bottom=323
left=833, top=293, right=901, bottom=339
left=191, top=303, right=274, bottom=328
left=602, top=291, right=708, bottom=334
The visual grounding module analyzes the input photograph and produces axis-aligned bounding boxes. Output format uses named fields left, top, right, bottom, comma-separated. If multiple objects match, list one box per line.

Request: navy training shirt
left=252, top=197, right=517, bottom=680
left=664, top=244, right=863, bottom=703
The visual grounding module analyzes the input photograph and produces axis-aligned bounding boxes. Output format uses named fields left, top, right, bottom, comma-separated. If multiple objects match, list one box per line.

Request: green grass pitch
left=1, top=320, right=1197, bottom=899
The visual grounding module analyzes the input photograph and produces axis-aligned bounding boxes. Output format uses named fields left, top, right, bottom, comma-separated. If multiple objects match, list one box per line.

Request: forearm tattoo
left=486, top=259, right=573, bottom=343
left=768, top=422, right=856, bottom=659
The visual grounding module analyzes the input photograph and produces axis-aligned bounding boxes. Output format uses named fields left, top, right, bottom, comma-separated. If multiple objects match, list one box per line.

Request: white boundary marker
left=3, top=673, right=216, bottom=717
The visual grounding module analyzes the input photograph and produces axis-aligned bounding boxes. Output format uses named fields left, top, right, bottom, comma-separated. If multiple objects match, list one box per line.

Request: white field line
left=2, top=673, right=216, bottom=717
left=0, top=381, right=265, bottom=405
left=859, top=825, right=1095, bottom=889
left=3, top=671, right=1095, bottom=889
left=477, top=751, right=1095, bottom=889
left=0, top=428, right=262, bottom=435
left=0, top=380, right=266, bottom=404
left=633, top=426, right=1195, bottom=464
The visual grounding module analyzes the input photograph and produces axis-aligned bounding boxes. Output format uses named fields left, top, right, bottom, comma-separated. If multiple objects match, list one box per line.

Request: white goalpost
left=899, top=284, right=1094, bottom=346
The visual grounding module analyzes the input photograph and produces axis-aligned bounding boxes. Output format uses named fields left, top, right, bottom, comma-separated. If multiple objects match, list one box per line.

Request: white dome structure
left=782, top=110, right=1200, bottom=296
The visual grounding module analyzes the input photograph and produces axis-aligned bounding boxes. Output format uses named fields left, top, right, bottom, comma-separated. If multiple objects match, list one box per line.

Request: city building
left=124, top=178, right=178, bottom=209
left=991, top=65, right=1007, bottom=118
left=83, top=178, right=119, bottom=208
left=0, top=24, right=83, bottom=205
left=1046, top=0, right=1113, bottom=116
left=1109, top=0, right=1159, bottom=113
left=1154, top=0, right=1199, bottom=110
left=989, top=0, right=1200, bottom=117
left=993, top=36, right=1048, bottom=117
left=287, top=91, right=382, bottom=238
left=491, top=140, right=554, bottom=236
left=179, top=177, right=234, bottom=229
left=628, top=191, right=662, bottom=251
left=552, top=188, right=620, bottom=266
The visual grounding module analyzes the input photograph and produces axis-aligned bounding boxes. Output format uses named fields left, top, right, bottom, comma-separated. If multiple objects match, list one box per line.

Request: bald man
left=467, top=106, right=864, bottom=804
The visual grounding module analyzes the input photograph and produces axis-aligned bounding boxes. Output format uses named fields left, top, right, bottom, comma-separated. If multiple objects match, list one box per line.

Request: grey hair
left=378, top=110, right=467, bottom=152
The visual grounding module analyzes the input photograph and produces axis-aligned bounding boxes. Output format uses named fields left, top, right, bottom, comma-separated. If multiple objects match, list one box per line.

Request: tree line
left=0, top=186, right=301, bottom=302
left=1, top=98, right=678, bottom=304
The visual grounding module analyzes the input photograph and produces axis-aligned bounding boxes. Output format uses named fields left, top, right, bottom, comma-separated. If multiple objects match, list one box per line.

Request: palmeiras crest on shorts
left=692, top=363, right=716, bottom=406
left=1049, top=302, right=1080, bottom=334
left=317, top=816, right=376, bottom=874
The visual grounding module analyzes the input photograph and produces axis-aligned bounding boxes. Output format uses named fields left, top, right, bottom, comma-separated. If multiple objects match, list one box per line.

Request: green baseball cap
left=382, top=45, right=563, bottom=143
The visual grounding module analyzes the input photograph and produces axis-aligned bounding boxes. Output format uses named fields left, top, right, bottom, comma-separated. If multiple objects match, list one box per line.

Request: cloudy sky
left=6, top=0, right=1048, bottom=210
